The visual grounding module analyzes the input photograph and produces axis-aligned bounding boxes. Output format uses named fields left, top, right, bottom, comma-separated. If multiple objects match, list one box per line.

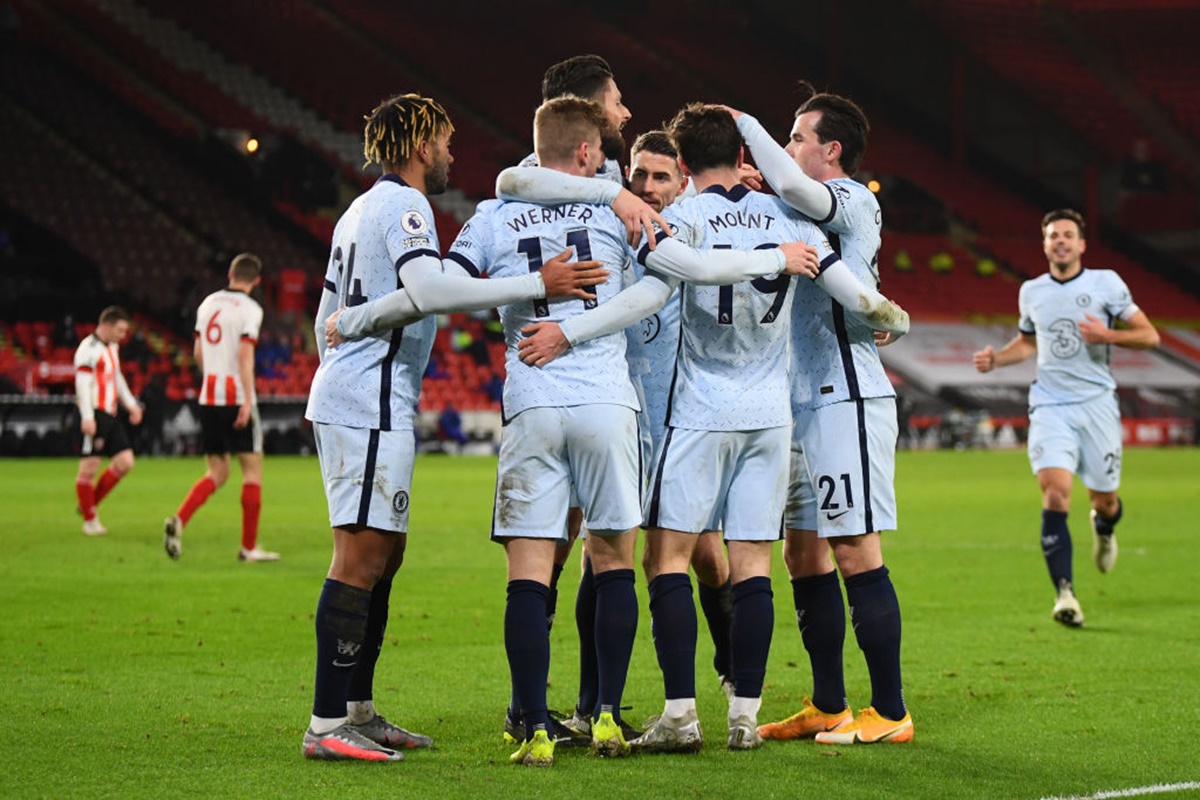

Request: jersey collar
left=375, top=174, right=410, bottom=188
left=701, top=184, right=750, bottom=202
left=1049, top=266, right=1086, bottom=285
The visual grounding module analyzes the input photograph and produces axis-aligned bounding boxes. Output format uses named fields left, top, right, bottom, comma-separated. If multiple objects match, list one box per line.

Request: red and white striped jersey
left=194, top=289, right=263, bottom=407
left=74, top=334, right=134, bottom=417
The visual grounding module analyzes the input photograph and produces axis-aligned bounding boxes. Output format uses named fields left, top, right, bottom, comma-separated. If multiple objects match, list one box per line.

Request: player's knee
left=1042, top=488, right=1070, bottom=512
left=691, top=549, right=728, bottom=587
left=113, top=451, right=134, bottom=475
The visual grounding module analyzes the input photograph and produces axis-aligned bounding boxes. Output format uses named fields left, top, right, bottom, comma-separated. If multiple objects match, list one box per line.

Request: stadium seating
left=4, top=0, right=1199, bottom=422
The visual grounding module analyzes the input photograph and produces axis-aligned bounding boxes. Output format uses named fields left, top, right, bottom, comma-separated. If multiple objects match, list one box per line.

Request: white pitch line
left=1039, top=781, right=1200, bottom=800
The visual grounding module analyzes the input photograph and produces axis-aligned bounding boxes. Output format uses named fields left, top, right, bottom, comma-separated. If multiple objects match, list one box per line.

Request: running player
left=974, top=208, right=1159, bottom=627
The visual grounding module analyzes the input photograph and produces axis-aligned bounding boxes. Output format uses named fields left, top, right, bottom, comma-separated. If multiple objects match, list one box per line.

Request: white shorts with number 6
left=786, top=398, right=898, bottom=538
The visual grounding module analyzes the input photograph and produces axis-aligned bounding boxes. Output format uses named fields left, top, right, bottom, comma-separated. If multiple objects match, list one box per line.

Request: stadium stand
left=1, top=0, right=1198, bottom=452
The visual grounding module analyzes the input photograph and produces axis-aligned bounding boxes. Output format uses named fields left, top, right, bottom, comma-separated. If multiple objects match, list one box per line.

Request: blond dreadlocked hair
left=363, top=93, right=454, bottom=168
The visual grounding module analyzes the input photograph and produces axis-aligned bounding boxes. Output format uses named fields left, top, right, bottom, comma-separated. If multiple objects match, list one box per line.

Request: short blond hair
left=533, top=96, right=606, bottom=167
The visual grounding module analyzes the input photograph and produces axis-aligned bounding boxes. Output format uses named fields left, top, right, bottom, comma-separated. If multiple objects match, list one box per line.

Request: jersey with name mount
left=1018, top=267, right=1138, bottom=407
left=644, top=184, right=834, bottom=431
left=446, top=196, right=638, bottom=421
left=194, top=288, right=263, bottom=407
left=306, top=175, right=437, bottom=431
left=790, top=177, right=894, bottom=411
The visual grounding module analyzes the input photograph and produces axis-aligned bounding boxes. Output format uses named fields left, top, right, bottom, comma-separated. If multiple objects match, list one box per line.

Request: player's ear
left=736, top=145, right=746, bottom=169
left=677, top=175, right=690, bottom=197
left=828, top=139, right=842, bottom=164
left=678, top=157, right=693, bottom=177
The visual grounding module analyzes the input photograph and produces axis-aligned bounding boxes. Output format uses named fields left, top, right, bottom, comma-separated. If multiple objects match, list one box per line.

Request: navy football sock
left=792, top=571, right=847, bottom=714
left=575, top=556, right=598, bottom=717
left=697, top=578, right=734, bottom=680
left=505, top=579, right=551, bottom=741
left=1093, top=498, right=1123, bottom=536
left=844, top=566, right=906, bottom=721
left=348, top=578, right=391, bottom=704
left=730, top=576, right=773, bottom=698
left=647, top=573, right=697, bottom=700
left=1041, top=509, right=1073, bottom=590
left=312, top=578, right=371, bottom=719
left=593, top=568, right=637, bottom=718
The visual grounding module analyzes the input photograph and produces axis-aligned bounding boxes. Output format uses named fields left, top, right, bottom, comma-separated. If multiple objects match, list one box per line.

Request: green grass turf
left=2, top=449, right=1198, bottom=799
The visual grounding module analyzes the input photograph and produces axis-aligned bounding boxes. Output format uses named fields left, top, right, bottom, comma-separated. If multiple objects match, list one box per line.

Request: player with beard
left=303, top=92, right=605, bottom=762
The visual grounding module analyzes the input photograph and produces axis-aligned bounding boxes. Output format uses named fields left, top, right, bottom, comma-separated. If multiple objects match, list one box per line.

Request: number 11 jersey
left=446, top=197, right=638, bottom=421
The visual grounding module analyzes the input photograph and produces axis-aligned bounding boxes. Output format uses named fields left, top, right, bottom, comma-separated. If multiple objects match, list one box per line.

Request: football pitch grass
left=2, top=448, right=1198, bottom=799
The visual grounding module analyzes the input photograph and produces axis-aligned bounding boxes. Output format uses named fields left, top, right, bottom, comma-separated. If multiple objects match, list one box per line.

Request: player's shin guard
left=575, top=557, right=599, bottom=717
left=313, top=579, right=371, bottom=719
left=1041, top=510, right=1073, bottom=590
left=793, top=571, right=847, bottom=713
left=845, top=566, right=906, bottom=722
left=177, top=476, right=217, bottom=525
left=730, top=577, right=773, bottom=698
left=240, top=482, right=261, bottom=551
left=593, top=568, right=637, bottom=718
left=697, top=578, right=734, bottom=680
left=93, top=466, right=122, bottom=505
left=505, top=579, right=551, bottom=740
left=348, top=578, right=391, bottom=706
left=647, top=573, right=697, bottom=700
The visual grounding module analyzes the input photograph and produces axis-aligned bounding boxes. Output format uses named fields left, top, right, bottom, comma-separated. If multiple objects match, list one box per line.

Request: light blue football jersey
left=632, top=283, right=681, bottom=439
left=1018, top=267, right=1138, bottom=407
left=306, top=175, right=437, bottom=431
left=642, top=185, right=834, bottom=431
left=446, top=197, right=638, bottom=421
left=791, top=178, right=895, bottom=411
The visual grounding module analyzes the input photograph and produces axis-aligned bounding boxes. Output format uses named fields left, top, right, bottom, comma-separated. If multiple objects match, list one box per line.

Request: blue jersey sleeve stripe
left=444, top=251, right=481, bottom=278
left=395, top=248, right=440, bottom=270
left=816, top=184, right=838, bottom=225
left=636, top=230, right=672, bottom=267
left=323, top=278, right=337, bottom=293
left=815, top=252, right=841, bottom=275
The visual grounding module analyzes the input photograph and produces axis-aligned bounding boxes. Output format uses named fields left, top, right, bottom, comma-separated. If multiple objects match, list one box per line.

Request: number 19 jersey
left=446, top=197, right=638, bottom=421
left=647, top=185, right=833, bottom=432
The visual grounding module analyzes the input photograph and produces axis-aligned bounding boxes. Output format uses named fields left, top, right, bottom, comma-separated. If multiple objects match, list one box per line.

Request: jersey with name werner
left=446, top=196, right=638, bottom=422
